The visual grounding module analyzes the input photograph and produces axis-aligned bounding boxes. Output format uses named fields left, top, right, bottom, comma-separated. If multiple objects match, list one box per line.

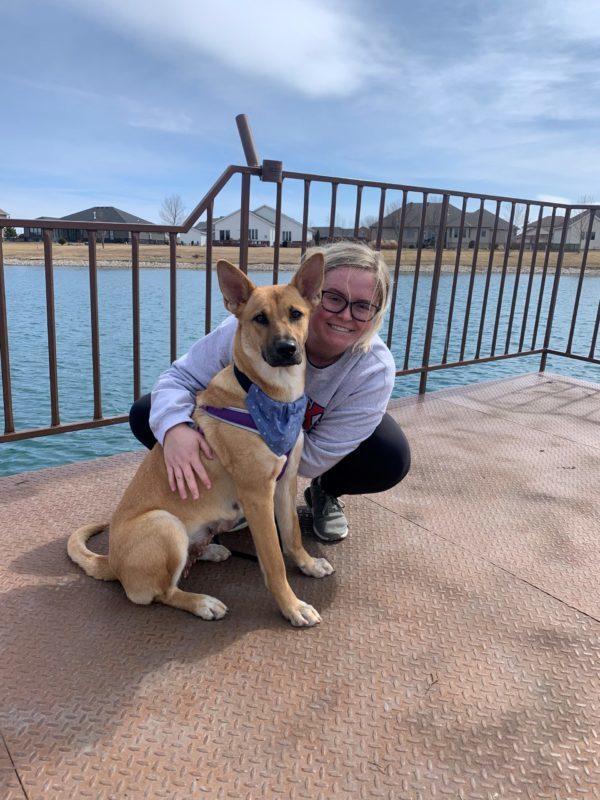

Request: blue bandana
left=245, top=383, right=307, bottom=457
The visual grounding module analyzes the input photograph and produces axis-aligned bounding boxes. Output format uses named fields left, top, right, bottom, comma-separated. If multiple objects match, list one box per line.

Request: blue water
left=1, top=265, right=598, bottom=477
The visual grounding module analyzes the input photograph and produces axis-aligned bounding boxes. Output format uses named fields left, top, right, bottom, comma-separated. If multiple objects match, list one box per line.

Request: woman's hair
left=301, top=241, right=390, bottom=352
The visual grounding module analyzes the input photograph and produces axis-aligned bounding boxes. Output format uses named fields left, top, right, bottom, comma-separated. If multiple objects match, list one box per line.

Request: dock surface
left=1, top=371, right=599, bottom=799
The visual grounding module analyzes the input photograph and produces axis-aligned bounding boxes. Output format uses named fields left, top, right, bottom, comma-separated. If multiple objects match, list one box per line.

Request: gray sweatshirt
left=150, top=315, right=395, bottom=479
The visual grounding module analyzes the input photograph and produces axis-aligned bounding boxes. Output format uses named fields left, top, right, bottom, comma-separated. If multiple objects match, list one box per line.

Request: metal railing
left=0, top=115, right=598, bottom=443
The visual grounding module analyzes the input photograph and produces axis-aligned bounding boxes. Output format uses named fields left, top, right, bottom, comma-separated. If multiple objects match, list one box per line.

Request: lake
left=1, top=265, right=598, bottom=477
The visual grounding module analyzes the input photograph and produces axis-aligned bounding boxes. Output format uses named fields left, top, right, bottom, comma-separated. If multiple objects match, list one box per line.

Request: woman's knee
left=376, top=430, right=411, bottom=490
left=129, top=393, right=156, bottom=450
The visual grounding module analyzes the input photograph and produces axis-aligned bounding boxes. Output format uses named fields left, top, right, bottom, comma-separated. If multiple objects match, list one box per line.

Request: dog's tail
left=67, top=523, right=116, bottom=581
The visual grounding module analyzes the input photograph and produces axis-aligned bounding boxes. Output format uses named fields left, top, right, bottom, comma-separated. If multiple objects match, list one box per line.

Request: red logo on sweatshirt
left=303, top=399, right=325, bottom=432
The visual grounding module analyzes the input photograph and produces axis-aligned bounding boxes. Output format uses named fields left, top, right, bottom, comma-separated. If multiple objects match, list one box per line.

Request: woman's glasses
left=320, top=290, right=380, bottom=322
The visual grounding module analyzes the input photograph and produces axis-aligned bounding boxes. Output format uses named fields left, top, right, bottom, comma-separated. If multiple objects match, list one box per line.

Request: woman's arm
left=300, top=347, right=395, bottom=479
left=149, top=315, right=237, bottom=445
left=149, top=315, right=237, bottom=499
left=299, top=378, right=393, bottom=479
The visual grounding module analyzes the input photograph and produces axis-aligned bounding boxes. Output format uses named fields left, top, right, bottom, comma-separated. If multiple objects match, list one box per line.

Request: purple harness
left=200, top=365, right=306, bottom=481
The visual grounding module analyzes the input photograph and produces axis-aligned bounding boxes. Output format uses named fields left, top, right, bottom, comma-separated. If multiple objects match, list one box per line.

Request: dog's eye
left=253, top=312, right=269, bottom=326
left=289, top=308, right=303, bottom=320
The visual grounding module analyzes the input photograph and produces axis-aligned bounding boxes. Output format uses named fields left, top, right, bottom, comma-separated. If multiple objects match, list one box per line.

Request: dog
left=67, top=254, right=334, bottom=627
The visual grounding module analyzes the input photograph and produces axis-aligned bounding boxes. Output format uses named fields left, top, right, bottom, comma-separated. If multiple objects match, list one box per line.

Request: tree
left=3, top=226, right=17, bottom=239
left=159, top=194, right=186, bottom=226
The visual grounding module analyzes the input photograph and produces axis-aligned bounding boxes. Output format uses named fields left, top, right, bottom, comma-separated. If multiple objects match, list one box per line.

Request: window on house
left=249, top=228, right=258, bottom=241
left=219, top=230, right=231, bottom=242
left=453, top=229, right=458, bottom=238
left=282, top=231, right=292, bottom=242
left=592, top=232, right=596, bottom=240
left=481, top=229, right=487, bottom=237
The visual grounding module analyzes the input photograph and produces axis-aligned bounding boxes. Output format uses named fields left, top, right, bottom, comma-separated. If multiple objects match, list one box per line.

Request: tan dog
left=67, top=254, right=334, bottom=627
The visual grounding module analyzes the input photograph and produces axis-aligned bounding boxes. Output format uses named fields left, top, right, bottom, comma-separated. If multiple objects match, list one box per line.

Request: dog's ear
left=290, top=252, right=324, bottom=307
left=217, top=260, right=256, bottom=315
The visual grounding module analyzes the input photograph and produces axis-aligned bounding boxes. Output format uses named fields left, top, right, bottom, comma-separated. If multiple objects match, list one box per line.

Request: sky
left=2, top=0, right=600, bottom=227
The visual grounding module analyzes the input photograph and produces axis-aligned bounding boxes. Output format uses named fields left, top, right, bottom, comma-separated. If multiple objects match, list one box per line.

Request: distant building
left=23, top=206, right=165, bottom=244
left=0, top=208, right=9, bottom=239
left=213, top=204, right=310, bottom=246
left=518, top=210, right=600, bottom=251
left=371, top=202, right=512, bottom=248
left=178, top=221, right=210, bottom=246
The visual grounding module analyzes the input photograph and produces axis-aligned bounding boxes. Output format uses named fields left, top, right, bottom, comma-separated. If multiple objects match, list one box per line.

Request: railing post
left=419, top=194, right=449, bottom=394
left=540, top=207, right=571, bottom=372
left=0, top=233, right=14, bottom=434
left=235, top=114, right=260, bottom=167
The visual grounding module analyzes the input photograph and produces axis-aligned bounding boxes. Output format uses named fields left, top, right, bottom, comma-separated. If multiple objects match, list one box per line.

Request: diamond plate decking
left=1, top=371, right=599, bottom=800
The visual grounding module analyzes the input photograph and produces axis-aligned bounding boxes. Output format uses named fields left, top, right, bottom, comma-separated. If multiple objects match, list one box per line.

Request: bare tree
left=511, top=204, right=527, bottom=248
left=160, top=194, right=186, bottom=226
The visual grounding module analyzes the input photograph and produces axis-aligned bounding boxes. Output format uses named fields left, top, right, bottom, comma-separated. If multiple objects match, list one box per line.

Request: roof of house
left=374, top=202, right=512, bottom=231
left=213, top=204, right=304, bottom=229
left=0, top=208, right=8, bottom=216
left=251, top=204, right=303, bottom=228
left=60, top=206, right=155, bottom=225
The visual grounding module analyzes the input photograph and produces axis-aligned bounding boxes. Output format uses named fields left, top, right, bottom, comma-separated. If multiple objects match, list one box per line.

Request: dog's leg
left=198, top=543, right=231, bottom=562
left=118, top=510, right=228, bottom=620
left=237, top=487, right=322, bottom=627
left=274, top=474, right=334, bottom=579
left=159, top=587, right=228, bottom=620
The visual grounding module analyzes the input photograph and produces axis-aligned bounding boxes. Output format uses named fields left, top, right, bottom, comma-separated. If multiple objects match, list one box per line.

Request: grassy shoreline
left=2, top=241, right=599, bottom=273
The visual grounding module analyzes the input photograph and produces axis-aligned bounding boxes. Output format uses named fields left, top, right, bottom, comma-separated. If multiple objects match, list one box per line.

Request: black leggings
left=129, top=394, right=410, bottom=497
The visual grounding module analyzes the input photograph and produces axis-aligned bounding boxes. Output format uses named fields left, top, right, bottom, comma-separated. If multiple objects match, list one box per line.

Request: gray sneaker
left=304, top=478, right=348, bottom=542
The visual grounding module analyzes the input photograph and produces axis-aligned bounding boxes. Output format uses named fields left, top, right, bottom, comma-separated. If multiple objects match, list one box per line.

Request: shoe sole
left=303, top=487, right=348, bottom=543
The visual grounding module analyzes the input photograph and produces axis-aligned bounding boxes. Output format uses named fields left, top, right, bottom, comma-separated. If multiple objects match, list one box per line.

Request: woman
left=129, top=241, right=411, bottom=542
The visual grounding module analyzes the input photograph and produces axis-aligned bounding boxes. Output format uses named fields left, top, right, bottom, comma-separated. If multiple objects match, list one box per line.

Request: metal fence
left=1, top=115, right=598, bottom=443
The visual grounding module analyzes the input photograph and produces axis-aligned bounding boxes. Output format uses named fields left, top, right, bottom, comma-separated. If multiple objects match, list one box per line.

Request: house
left=213, top=204, right=310, bottom=246
left=520, top=209, right=600, bottom=251
left=178, top=222, right=210, bottom=246
left=371, top=202, right=512, bottom=248
left=519, top=215, right=565, bottom=249
left=23, top=207, right=165, bottom=244
left=311, top=226, right=371, bottom=245
left=22, top=216, right=58, bottom=241
left=0, top=208, right=8, bottom=219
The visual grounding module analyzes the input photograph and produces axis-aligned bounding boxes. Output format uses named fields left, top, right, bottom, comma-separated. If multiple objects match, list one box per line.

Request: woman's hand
left=163, top=423, right=214, bottom=500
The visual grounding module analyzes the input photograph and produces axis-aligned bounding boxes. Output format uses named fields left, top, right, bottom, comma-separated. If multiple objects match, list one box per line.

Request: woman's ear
left=291, top=253, right=324, bottom=307
left=217, top=260, right=256, bottom=315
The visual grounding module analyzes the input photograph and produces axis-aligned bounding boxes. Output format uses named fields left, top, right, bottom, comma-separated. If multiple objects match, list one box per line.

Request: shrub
left=58, top=237, right=67, bottom=245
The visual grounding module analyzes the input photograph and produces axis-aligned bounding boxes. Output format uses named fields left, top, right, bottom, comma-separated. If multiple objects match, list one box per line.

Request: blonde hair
left=301, top=241, right=390, bottom=352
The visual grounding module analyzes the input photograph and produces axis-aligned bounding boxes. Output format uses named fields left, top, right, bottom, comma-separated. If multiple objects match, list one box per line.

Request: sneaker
left=304, top=478, right=348, bottom=542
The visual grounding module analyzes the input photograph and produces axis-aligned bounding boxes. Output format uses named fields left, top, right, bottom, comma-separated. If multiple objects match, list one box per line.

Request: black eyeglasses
left=320, top=290, right=380, bottom=322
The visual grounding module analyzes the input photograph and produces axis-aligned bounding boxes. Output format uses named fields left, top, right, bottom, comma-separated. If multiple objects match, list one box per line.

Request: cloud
left=54, top=0, right=391, bottom=98
left=127, top=104, right=193, bottom=134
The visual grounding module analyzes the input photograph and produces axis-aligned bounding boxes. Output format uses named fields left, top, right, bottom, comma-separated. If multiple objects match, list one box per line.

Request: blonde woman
left=130, top=242, right=410, bottom=542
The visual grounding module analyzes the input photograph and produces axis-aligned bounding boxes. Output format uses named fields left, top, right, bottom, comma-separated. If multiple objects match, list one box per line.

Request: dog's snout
left=264, top=337, right=302, bottom=366
left=274, top=339, right=298, bottom=358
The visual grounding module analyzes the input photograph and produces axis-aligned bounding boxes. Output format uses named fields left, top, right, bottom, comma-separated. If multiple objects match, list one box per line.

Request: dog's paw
left=299, top=557, right=334, bottom=578
left=199, top=543, right=232, bottom=562
left=195, top=594, right=228, bottom=620
left=283, top=600, right=322, bottom=627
